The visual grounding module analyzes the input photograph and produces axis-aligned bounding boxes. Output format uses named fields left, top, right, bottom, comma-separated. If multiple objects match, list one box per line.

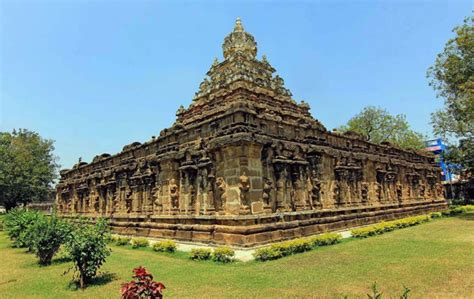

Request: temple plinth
left=56, top=19, right=446, bottom=247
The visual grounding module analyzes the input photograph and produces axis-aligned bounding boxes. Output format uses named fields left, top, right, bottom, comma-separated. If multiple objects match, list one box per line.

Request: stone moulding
left=56, top=18, right=447, bottom=247
left=61, top=199, right=446, bottom=248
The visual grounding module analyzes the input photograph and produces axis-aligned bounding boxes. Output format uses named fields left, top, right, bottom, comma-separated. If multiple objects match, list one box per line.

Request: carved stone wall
left=56, top=18, right=446, bottom=247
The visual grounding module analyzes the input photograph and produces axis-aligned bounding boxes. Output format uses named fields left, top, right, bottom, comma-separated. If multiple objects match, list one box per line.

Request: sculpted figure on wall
left=199, top=167, right=208, bottom=213
left=169, top=178, right=180, bottom=209
left=396, top=184, right=403, bottom=202
left=239, top=172, right=251, bottom=207
left=152, top=182, right=162, bottom=213
left=361, top=183, right=369, bottom=203
left=262, top=178, right=273, bottom=208
left=216, top=177, right=227, bottom=209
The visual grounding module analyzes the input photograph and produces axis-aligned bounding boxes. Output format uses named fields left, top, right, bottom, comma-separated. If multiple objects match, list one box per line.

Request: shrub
left=309, top=233, right=342, bottom=247
left=212, top=247, right=235, bottom=263
left=121, top=266, right=165, bottom=299
left=30, top=214, right=71, bottom=265
left=65, top=218, right=111, bottom=289
left=430, top=212, right=442, bottom=219
left=253, top=247, right=283, bottom=261
left=190, top=248, right=212, bottom=260
left=441, top=205, right=474, bottom=217
left=152, top=240, right=177, bottom=253
left=3, top=208, right=43, bottom=249
left=131, top=237, right=149, bottom=249
left=254, top=233, right=343, bottom=261
left=351, top=215, right=431, bottom=238
left=115, top=236, right=132, bottom=246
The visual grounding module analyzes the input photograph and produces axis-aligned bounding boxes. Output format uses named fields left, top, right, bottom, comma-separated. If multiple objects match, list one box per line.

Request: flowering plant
left=121, top=266, right=165, bottom=299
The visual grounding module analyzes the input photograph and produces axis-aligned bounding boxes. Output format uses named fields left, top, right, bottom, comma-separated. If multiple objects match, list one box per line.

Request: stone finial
left=222, top=17, right=257, bottom=59
left=234, top=17, right=244, bottom=32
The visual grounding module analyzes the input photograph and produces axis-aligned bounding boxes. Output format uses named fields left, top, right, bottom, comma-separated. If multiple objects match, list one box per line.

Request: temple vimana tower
left=57, top=18, right=446, bottom=247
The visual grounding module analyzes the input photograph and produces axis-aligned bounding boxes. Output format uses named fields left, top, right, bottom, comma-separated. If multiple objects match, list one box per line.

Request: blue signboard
left=424, top=138, right=454, bottom=181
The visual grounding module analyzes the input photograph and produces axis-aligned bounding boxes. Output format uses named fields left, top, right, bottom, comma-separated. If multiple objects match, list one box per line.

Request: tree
left=65, top=218, right=111, bottom=289
left=427, top=15, right=473, bottom=172
left=0, top=129, right=59, bottom=211
left=338, top=106, right=427, bottom=150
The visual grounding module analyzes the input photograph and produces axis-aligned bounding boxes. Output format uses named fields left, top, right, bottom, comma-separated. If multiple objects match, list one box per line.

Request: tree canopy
left=427, top=15, right=474, bottom=173
left=338, top=106, right=426, bottom=150
left=0, top=129, right=59, bottom=211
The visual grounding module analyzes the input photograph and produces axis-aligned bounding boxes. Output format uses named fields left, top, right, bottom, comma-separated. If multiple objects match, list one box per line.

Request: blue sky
left=0, top=0, right=471, bottom=169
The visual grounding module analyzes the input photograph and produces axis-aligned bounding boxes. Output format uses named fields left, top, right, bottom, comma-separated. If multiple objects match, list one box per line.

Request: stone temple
left=56, top=18, right=447, bottom=247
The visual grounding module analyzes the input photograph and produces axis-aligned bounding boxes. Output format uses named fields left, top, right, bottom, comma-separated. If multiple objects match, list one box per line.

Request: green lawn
left=1, top=213, right=473, bottom=298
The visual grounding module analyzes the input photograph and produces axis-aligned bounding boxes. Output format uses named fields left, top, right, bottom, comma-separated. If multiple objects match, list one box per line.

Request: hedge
left=351, top=215, right=431, bottom=238
left=253, top=233, right=342, bottom=262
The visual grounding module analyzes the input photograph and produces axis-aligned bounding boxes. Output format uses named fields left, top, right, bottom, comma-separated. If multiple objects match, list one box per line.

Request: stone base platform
left=63, top=199, right=447, bottom=248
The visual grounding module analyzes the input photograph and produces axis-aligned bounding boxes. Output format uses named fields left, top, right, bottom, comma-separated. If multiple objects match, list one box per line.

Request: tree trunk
left=80, top=273, right=85, bottom=289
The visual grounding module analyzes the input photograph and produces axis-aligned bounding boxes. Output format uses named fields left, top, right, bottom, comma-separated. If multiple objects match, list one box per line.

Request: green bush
left=115, top=236, right=131, bottom=246
left=130, top=237, right=149, bottom=249
left=253, top=247, right=283, bottom=261
left=212, top=247, right=235, bottom=263
left=430, top=212, right=442, bottom=218
left=254, top=233, right=343, bottom=261
left=152, top=240, right=177, bottom=253
left=3, top=208, right=43, bottom=250
left=309, top=233, right=342, bottom=247
left=65, top=218, right=111, bottom=289
left=441, top=205, right=474, bottom=217
left=190, top=248, right=212, bottom=260
left=351, top=215, right=431, bottom=238
left=30, top=214, right=71, bottom=265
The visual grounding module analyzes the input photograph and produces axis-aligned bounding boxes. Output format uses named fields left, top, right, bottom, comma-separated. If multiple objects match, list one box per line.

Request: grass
left=1, top=213, right=473, bottom=298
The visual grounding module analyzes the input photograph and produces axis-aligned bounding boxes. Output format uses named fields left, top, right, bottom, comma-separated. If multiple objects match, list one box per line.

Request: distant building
left=424, top=138, right=457, bottom=181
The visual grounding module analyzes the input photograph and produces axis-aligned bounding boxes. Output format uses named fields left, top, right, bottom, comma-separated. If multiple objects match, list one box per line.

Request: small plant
left=212, top=247, right=235, bottom=263
left=121, top=266, right=165, bottom=299
left=190, top=248, right=212, bottom=260
left=115, top=236, right=132, bottom=246
left=30, top=213, right=71, bottom=265
left=152, top=240, right=177, bottom=253
left=253, top=247, right=282, bottom=261
left=367, top=281, right=382, bottom=299
left=65, top=218, right=111, bottom=289
left=400, top=285, right=411, bottom=299
left=131, top=237, right=149, bottom=249
left=309, top=233, right=342, bottom=247
left=430, top=212, right=442, bottom=218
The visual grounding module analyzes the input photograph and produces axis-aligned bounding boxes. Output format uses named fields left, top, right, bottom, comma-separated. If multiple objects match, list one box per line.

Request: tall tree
left=427, top=15, right=474, bottom=173
left=0, top=129, right=59, bottom=211
left=338, top=106, right=426, bottom=150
